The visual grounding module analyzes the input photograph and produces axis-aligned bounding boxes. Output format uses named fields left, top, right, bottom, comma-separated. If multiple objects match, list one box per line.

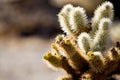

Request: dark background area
left=0, top=0, right=119, bottom=38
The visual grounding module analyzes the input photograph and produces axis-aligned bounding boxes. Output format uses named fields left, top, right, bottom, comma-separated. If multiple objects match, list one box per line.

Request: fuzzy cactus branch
left=59, top=75, right=73, bottom=80
left=58, top=4, right=73, bottom=35
left=92, top=18, right=111, bottom=52
left=78, top=32, right=91, bottom=54
left=87, top=51, right=105, bottom=72
left=91, top=1, right=113, bottom=36
left=69, top=7, right=88, bottom=35
left=43, top=1, right=120, bottom=80
left=57, top=39, right=89, bottom=72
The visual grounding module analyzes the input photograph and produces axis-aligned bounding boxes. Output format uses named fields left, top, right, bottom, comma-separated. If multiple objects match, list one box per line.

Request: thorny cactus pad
left=43, top=1, right=120, bottom=80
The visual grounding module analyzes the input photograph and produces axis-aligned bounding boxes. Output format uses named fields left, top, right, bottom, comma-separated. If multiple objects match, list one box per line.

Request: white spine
left=78, top=32, right=91, bottom=54
left=92, top=18, right=111, bottom=51
left=69, top=7, right=88, bottom=34
left=58, top=4, right=73, bottom=35
left=91, top=1, right=113, bottom=32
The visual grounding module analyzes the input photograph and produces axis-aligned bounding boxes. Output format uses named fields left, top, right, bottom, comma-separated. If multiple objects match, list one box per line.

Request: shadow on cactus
left=43, top=1, right=120, bottom=80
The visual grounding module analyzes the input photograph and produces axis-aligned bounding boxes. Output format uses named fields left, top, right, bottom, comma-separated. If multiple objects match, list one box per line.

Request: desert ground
left=0, top=36, right=64, bottom=80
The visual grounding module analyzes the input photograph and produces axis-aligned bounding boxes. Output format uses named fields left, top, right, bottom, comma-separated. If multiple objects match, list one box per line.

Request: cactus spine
left=43, top=1, right=120, bottom=80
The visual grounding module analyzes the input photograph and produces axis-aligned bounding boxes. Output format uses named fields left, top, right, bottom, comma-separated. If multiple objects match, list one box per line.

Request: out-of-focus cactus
left=43, top=1, right=120, bottom=80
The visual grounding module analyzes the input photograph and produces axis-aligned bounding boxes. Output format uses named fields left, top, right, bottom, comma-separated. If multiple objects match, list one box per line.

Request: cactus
left=43, top=1, right=120, bottom=80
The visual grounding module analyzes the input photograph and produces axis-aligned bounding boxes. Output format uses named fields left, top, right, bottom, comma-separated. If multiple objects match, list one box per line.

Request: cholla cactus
left=43, top=1, right=120, bottom=80
left=91, top=1, right=114, bottom=36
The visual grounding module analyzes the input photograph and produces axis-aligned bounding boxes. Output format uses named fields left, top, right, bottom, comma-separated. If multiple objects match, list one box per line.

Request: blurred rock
left=0, top=0, right=61, bottom=38
left=110, top=22, right=120, bottom=42
left=0, top=0, right=119, bottom=38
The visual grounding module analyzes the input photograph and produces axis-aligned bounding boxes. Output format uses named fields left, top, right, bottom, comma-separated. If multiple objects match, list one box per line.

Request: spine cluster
left=43, top=1, right=120, bottom=80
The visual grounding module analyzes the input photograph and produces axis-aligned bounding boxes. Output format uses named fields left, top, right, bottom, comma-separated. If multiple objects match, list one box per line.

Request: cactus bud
left=87, top=51, right=104, bottom=72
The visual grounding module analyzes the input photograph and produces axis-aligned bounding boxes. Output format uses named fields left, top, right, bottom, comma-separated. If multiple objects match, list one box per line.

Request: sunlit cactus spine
left=58, top=4, right=74, bottom=35
left=91, top=1, right=113, bottom=37
left=78, top=32, right=91, bottom=54
left=69, top=7, right=88, bottom=35
left=91, top=18, right=112, bottom=52
left=43, top=1, right=120, bottom=80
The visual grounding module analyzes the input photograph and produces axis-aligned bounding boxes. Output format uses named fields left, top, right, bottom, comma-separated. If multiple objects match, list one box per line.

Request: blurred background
left=0, top=0, right=120, bottom=80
